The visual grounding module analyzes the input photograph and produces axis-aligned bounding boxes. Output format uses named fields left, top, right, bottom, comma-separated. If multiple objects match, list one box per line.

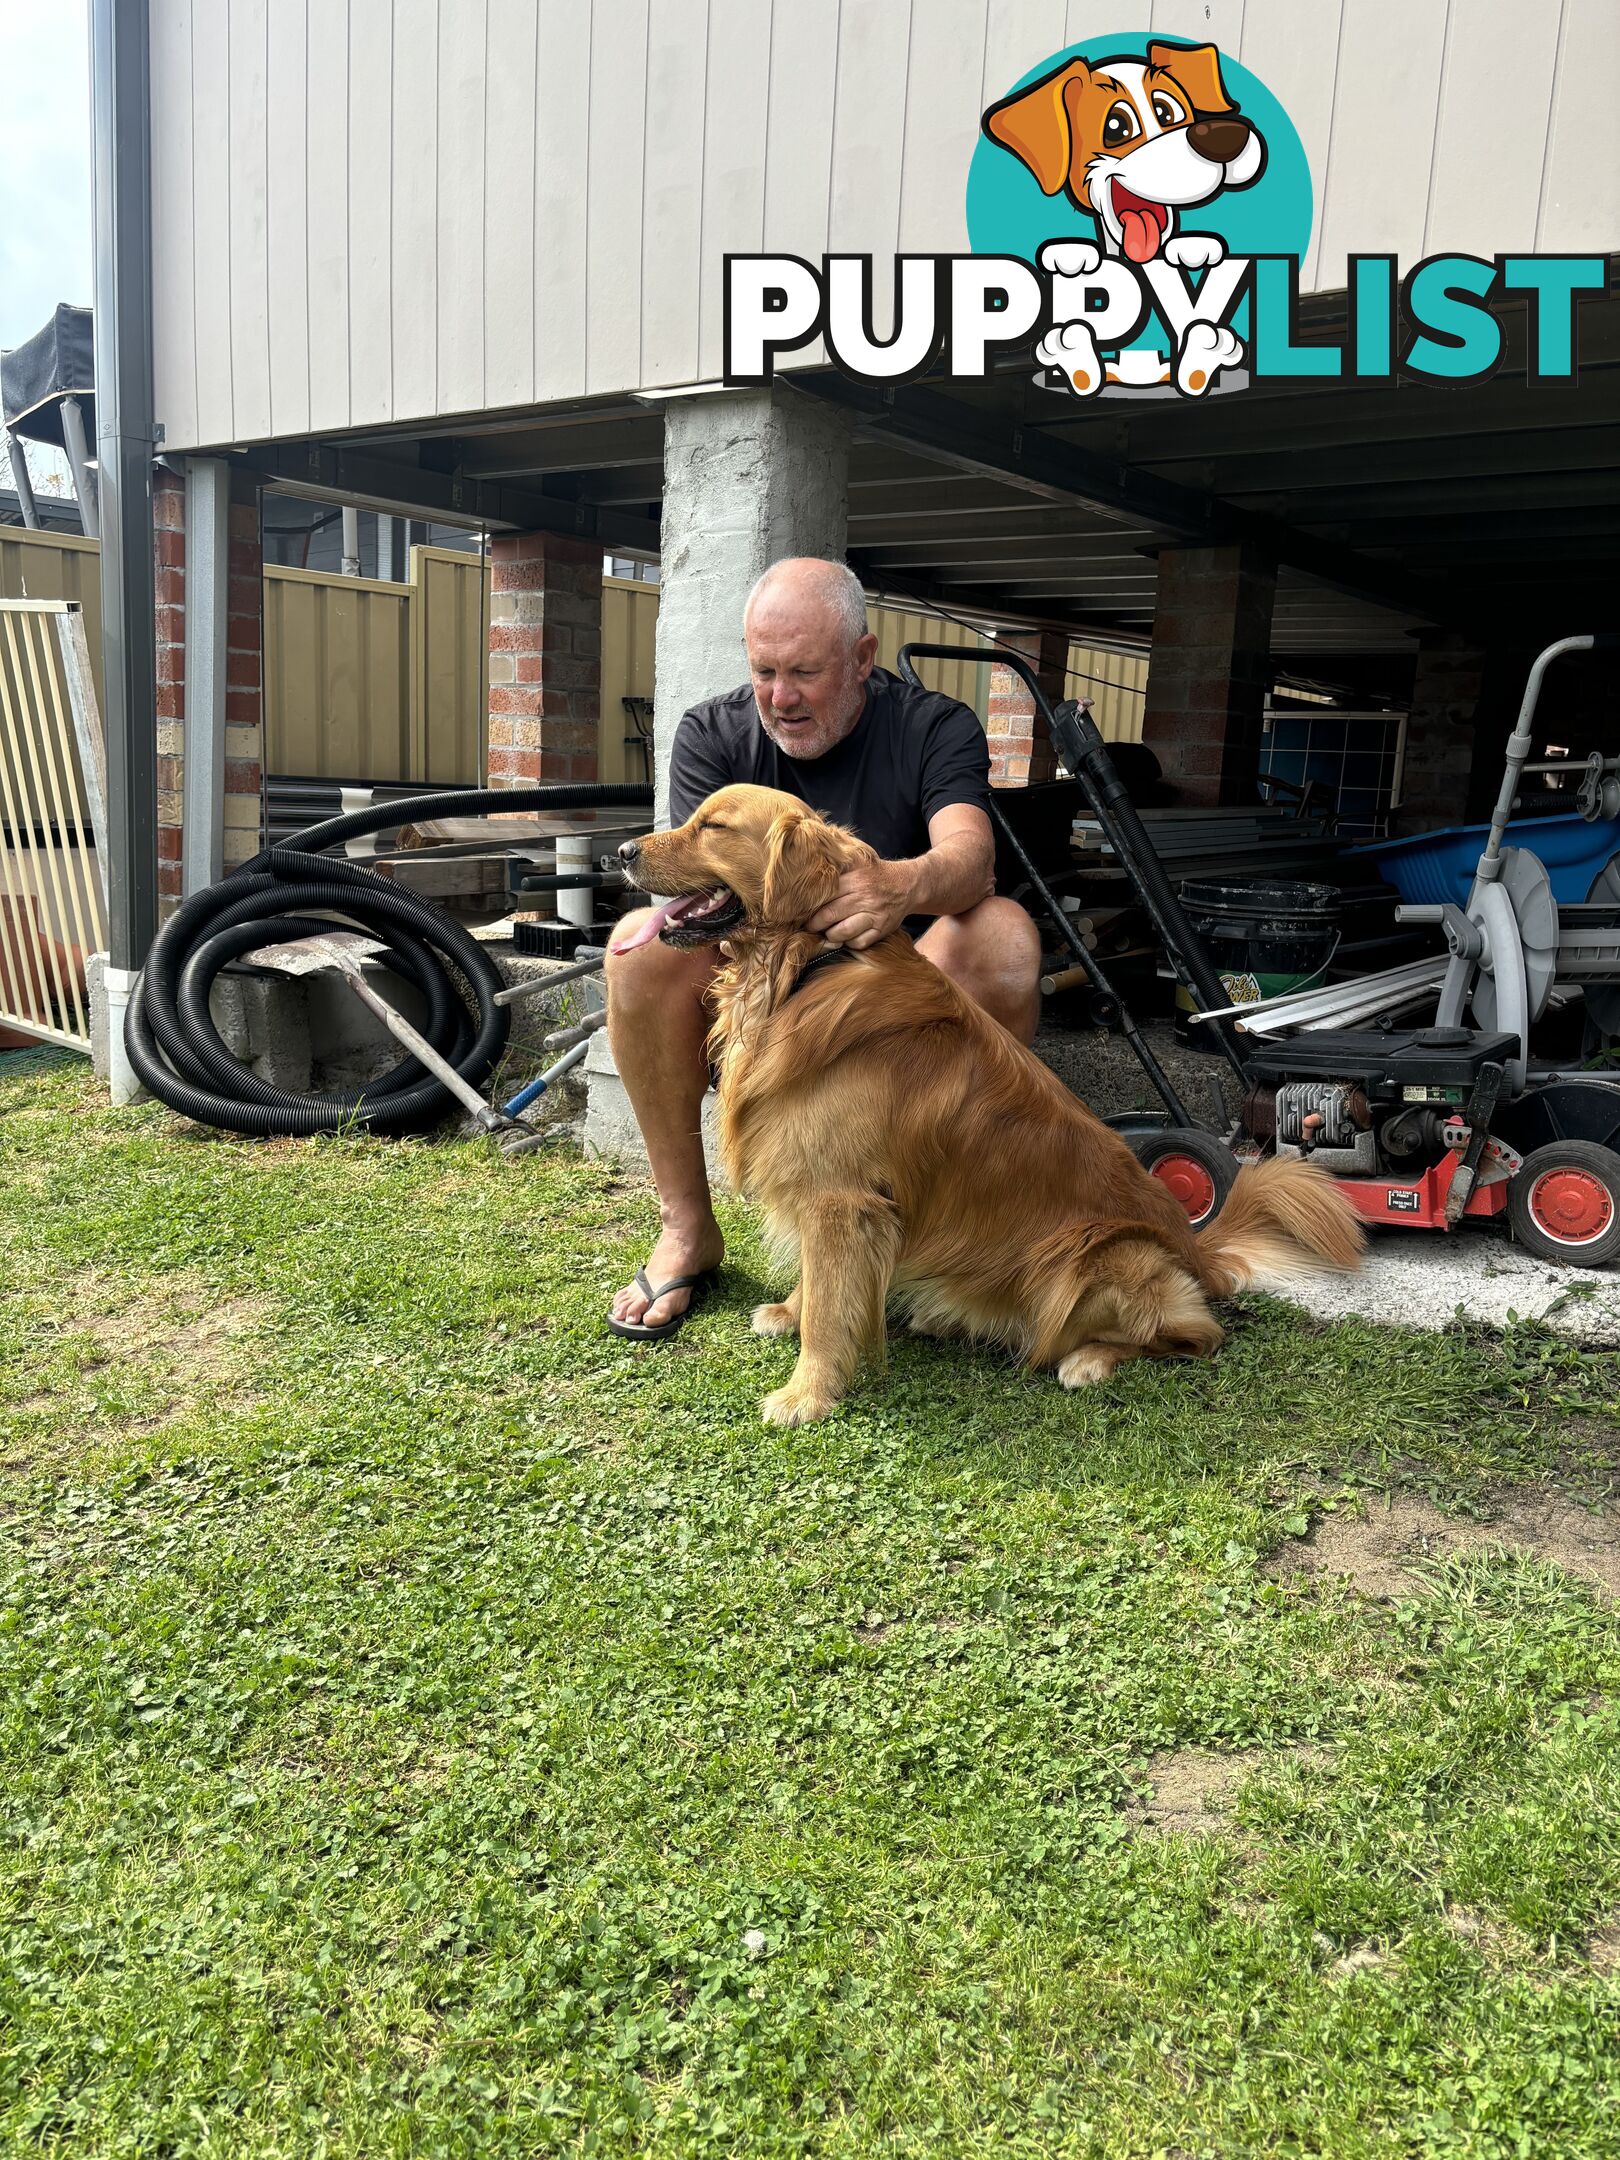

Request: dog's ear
left=982, top=59, right=1091, bottom=196
left=762, top=810, right=850, bottom=925
left=1148, top=40, right=1235, bottom=116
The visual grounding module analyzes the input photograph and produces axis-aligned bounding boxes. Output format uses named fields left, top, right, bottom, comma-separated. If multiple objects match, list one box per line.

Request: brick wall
left=1399, top=633, right=1485, bottom=833
left=152, top=467, right=265, bottom=905
left=1141, top=544, right=1276, bottom=806
left=487, top=531, right=602, bottom=788
left=153, top=471, right=186, bottom=902
left=223, top=492, right=265, bottom=870
left=986, top=626, right=1068, bottom=786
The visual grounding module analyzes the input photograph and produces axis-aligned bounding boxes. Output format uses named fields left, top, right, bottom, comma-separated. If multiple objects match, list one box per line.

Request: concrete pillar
left=1142, top=543, right=1277, bottom=805
left=486, top=531, right=603, bottom=787
left=652, top=386, right=853, bottom=822
left=987, top=625, right=1068, bottom=785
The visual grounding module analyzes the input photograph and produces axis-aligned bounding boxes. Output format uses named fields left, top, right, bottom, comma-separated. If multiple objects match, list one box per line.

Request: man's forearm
left=896, top=834, right=995, bottom=919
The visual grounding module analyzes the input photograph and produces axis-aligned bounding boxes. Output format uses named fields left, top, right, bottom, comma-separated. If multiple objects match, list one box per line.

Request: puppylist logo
left=723, top=35, right=1608, bottom=400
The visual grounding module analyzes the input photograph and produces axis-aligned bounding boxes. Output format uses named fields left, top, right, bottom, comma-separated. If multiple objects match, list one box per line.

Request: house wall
left=148, top=0, right=1617, bottom=453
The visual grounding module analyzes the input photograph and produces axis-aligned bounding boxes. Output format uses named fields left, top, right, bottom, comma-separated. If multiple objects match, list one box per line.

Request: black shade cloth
left=1, top=305, right=95, bottom=448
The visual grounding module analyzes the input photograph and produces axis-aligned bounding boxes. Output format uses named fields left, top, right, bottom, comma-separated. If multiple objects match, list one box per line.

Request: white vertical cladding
left=227, top=0, right=272, bottom=442
left=1313, top=0, right=1450, bottom=281
left=759, top=0, right=840, bottom=370
left=348, top=0, right=395, bottom=426
left=145, top=0, right=1620, bottom=448
left=390, top=0, right=439, bottom=424
left=639, top=0, right=711, bottom=388
left=189, top=0, right=235, bottom=447
left=980, top=0, right=1071, bottom=113
left=484, top=0, right=538, bottom=412
left=1237, top=0, right=1344, bottom=294
left=534, top=2, right=592, bottom=402
left=1427, top=0, right=1562, bottom=259
left=305, top=0, right=352, bottom=433
left=266, top=0, right=311, bottom=437
left=693, top=0, right=771, bottom=386
left=896, top=0, right=988, bottom=256
left=1538, top=0, right=1620, bottom=253
left=1148, top=0, right=1247, bottom=55
left=585, top=0, right=650, bottom=395
left=827, top=0, right=914, bottom=339
left=436, top=0, right=489, bottom=417
left=149, top=0, right=198, bottom=453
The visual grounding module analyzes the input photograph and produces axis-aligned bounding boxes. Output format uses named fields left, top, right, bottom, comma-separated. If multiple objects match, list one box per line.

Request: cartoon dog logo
left=982, top=41, right=1266, bottom=394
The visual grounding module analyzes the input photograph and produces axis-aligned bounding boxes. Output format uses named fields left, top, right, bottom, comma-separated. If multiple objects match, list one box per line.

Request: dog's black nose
left=618, top=837, right=641, bottom=864
left=1188, top=115, right=1251, bottom=164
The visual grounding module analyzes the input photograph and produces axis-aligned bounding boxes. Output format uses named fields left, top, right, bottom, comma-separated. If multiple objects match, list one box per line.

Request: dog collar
left=781, top=943, right=860, bottom=1003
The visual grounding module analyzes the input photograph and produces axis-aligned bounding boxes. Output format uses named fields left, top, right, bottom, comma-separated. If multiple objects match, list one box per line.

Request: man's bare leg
left=604, top=911, right=725, bottom=1329
left=917, top=897, right=1043, bottom=1042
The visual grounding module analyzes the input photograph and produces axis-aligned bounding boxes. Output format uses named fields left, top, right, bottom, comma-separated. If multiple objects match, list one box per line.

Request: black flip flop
left=605, top=1266, right=719, bottom=1342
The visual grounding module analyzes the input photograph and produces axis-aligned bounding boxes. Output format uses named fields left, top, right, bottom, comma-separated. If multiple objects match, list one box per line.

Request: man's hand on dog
left=807, top=858, right=917, bottom=949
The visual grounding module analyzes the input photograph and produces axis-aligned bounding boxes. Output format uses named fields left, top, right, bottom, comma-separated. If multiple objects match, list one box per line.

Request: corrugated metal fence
left=600, top=582, right=1148, bottom=769
left=263, top=544, right=489, bottom=784
left=0, top=526, right=1147, bottom=815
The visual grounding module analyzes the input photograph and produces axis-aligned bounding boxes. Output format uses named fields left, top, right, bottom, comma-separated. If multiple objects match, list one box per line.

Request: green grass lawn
left=2, top=1047, right=1619, bottom=2158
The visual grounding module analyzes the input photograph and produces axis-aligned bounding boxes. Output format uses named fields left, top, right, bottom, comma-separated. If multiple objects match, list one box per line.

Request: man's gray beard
left=756, top=684, right=867, bottom=762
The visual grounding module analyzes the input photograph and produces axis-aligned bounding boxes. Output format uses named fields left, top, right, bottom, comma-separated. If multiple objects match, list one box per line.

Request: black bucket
left=1179, top=879, right=1340, bottom=1015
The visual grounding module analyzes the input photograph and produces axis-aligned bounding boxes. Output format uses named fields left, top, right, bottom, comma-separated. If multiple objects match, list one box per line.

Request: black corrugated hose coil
left=124, top=784, right=652, bottom=1137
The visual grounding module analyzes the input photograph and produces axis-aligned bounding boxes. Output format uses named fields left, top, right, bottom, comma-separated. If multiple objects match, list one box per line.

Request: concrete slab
left=1268, top=1231, right=1620, bottom=1342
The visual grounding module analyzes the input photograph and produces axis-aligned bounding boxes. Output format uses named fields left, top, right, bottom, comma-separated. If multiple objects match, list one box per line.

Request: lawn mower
left=900, top=632, right=1620, bottom=1267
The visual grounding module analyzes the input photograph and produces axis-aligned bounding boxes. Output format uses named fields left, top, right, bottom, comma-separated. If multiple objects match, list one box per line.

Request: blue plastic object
left=1347, top=814, right=1620, bottom=907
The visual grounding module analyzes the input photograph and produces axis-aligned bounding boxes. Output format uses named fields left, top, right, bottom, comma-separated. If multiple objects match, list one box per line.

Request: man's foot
left=609, top=1223, right=725, bottom=1332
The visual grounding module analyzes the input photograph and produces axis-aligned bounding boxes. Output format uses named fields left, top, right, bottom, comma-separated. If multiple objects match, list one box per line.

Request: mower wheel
left=1130, top=1129, right=1238, bottom=1228
left=1508, top=1141, right=1620, bottom=1267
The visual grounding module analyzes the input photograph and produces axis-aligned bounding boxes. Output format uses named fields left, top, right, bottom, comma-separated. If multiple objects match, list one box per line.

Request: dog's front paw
left=1175, top=320, right=1243, bottom=396
left=751, top=1299, right=799, bottom=1337
left=1164, top=233, right=1225, bottom=271
left=1058, top=1345, right=1126, bottom=1389
left=1038, top=238, right=1101, bottom=281
left=762, top=1380, right=837, bottom=1426
left=1034, top=320, right=1104, bottom=398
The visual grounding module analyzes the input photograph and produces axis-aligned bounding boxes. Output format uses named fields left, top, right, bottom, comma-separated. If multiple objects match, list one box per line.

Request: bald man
left=605, top=556, right=1042, bottom=1338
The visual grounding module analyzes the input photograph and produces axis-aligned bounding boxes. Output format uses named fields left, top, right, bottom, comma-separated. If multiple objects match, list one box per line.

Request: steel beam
left=5, top=432, right=40, bottom=527
left=90, top=0, right=158, bottom=971
left=241, top=440, right=661, bottom=553
left=799, top=374, right=1480, bottom=633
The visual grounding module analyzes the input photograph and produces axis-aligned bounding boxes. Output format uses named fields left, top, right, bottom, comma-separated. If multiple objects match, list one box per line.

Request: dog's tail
left=1193, top=1156, right=1364, bottom=1296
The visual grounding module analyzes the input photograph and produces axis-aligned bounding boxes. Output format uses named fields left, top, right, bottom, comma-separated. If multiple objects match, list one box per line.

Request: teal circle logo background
left=966, top=39, right=1313, bottom=265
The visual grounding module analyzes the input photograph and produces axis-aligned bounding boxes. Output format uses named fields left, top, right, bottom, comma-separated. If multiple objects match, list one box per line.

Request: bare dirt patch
left=1587, top=1920, right=1620, bottom=1976
left=77, top=1284, right=271, bottom=1376
left=1270, top=1490, right=1620, bottom=1601
left=1127, top=1744, right=1328, bottom=1837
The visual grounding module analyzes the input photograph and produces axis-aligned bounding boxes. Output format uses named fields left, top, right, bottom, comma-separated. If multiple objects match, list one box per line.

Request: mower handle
left=894, top=641, right=1248, bottom=1082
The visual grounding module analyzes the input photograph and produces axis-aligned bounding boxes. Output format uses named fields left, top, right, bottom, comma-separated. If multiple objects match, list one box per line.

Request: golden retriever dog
left=619, top=784, right=1362, bottom=1426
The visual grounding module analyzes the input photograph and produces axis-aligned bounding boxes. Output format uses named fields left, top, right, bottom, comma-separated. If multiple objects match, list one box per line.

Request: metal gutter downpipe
left=89, top=0, right=159, bottom=976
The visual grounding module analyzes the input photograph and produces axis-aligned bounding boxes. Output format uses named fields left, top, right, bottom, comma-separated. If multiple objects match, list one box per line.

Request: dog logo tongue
left=1113, top=184, right=1167, bottom=263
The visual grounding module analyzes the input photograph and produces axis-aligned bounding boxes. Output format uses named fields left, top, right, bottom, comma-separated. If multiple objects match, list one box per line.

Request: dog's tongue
left=610, top=902, right=674, bottom=954
left=1121, top=207, right=1161, bottom=263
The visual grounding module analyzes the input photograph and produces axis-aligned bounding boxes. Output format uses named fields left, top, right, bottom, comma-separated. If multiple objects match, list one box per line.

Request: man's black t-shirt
left=667, top=667, right=992, bottom=864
